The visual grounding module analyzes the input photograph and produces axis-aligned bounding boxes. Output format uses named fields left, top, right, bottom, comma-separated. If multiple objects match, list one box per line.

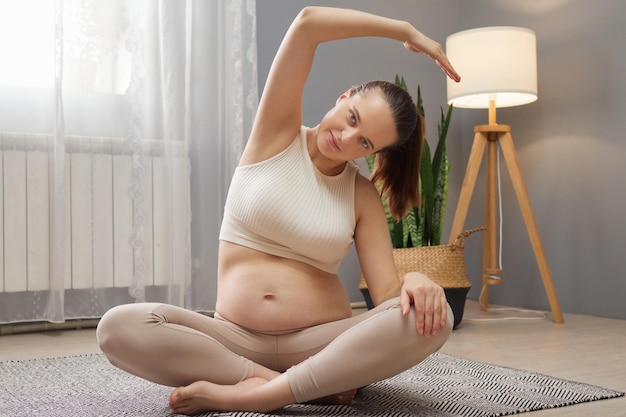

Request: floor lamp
left=445, top=27, right=564, bottom=324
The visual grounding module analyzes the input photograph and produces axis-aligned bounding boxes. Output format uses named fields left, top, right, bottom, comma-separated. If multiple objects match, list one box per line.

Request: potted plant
left=360, top=75, right=472, bottom=328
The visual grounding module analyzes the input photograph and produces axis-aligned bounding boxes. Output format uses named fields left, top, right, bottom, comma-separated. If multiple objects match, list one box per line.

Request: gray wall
left=456, top=0, right=626, bottom=320
left=256, top=1, right=626, bottom=320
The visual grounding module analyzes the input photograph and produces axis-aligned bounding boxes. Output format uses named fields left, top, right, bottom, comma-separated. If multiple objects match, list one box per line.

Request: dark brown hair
left=351, top=81, right=424, bottom=221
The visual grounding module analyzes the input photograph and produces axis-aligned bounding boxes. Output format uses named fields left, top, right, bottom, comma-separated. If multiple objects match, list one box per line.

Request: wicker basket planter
left=359, top=228, right=483, bottom=329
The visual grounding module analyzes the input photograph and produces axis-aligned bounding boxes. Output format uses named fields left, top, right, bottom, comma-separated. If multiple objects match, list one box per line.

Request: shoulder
left=354, top=172, right=386, bottom=221
left=355, top=172, right=380, bottom=201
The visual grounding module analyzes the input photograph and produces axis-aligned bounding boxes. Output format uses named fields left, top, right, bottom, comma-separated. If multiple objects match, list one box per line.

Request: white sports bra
left=219, top=126, right=359, bottom=274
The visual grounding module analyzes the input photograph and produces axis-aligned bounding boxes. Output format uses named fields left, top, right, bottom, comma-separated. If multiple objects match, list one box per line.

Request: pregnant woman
left=97, top=6, right=461, bottom=414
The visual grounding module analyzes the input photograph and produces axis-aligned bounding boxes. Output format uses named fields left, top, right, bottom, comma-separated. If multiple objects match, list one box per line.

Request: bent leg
left=286, top=298, right=454, bottom=403
left=169, top=298, right=453, bottom=413
left=97, top=303, right=275, bottom=387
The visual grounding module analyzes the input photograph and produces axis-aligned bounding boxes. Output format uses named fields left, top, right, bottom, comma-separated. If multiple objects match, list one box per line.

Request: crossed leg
left=97, top=301, right=361, bottom=408
left=165, top=299, right=453, bottom=414
left=98, top=299, right=452, bottom=414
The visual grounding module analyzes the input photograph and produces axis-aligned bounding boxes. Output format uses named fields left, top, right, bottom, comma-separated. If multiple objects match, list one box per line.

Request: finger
left=430, top=295, right=442, bottom=336
left=437, top=59, right=461, bottom=82
left=440, top=294, right=449, bottom=328
left=422, top=291, right=435, bottom=337
left=412, top=292, right=426, bottom=335
left=403, top=40, right=461, bottom=82
left=429, top=44, right=461, bottom=82
left=433, top=49, right=461, bottom=81
left=414, top=294, right=426, bottom=336
left=400, top=287, right=412, bottom=317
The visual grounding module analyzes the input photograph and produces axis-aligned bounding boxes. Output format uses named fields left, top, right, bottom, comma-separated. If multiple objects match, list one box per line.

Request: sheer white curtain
left=0, top=0, right=257, bottom=323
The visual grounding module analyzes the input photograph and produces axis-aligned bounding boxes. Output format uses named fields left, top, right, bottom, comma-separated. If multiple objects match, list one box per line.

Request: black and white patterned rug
left=0, top=352, right=622, bottom=417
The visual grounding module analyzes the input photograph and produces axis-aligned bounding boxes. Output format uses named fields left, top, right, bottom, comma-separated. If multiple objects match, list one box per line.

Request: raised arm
left=240, top=7, right=460, bottom=166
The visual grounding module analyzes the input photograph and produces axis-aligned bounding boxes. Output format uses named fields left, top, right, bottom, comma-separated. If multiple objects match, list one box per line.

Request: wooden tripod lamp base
left=448, top=123, right=564, bottom=324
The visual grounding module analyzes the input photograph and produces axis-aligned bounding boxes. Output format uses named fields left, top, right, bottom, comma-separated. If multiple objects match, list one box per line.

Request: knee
left=97, top=302, right=168, bottom=356
left=97, top=303, right=150, bottom=358
left=96, top=305, right=128, bottom=357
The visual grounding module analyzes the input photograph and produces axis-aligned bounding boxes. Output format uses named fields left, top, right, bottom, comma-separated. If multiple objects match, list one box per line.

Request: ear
left=335, top=89, right=353, bottom=105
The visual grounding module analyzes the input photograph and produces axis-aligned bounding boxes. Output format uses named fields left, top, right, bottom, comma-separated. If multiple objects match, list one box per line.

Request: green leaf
left=365, top=154, right=375, bottom=173
left=404, top=208, right=419, bottom=248
left=420, top=139, right=434, bottom=245
left=431, top=152, right=450, bottom=245
left=429, top=104, right=453, bottom=245
left=396, top=74, right=408, bottom=92
left=414, top=177, right=425, bottom=248
left=392, top=220, right=403, bottom=249
left=416, top=85, right=425, bottom=117
left=432, top=104, right=453, bottom=188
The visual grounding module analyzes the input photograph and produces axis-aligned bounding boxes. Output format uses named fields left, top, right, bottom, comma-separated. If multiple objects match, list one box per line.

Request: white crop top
left=219, top=126, right=359, bottom=274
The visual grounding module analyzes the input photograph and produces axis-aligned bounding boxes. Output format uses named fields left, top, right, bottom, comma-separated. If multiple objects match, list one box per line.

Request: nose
left=340, top=127, right=358, bottom=145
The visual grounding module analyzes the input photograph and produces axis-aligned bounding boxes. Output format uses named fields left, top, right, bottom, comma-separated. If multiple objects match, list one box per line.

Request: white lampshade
left=446, top=26, right=538, bottom=109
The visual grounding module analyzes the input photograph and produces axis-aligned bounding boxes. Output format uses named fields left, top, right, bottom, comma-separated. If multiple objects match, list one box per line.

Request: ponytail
left=371, top=112, right=424, bottom=221
left=354, top=81, right=424, bottom=221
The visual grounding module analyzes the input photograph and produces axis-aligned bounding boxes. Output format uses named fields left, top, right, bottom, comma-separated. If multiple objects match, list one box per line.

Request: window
left=0, top=0, right=130, bottom=94
left=0, top=0, right=54, bottom=88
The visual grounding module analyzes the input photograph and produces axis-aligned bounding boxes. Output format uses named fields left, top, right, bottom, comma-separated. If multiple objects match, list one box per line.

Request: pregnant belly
left=216, top=244, right=352, bottom=331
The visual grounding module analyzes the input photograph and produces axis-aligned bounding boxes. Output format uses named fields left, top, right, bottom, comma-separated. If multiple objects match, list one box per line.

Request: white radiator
left=0, top=132, right=190, bottom=293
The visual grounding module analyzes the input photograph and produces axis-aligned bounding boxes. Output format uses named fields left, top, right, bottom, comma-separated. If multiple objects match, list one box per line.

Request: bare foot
left=169, top=377, right=267, bottom=415
left=309, top=389, right=357, bottom=406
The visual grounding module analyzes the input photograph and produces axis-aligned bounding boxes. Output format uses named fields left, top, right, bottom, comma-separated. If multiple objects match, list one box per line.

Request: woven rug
left=0, top=352, right=622, bottom=417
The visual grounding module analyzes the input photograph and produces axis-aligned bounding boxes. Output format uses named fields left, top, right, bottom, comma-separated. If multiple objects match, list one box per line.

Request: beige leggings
left=97, top=297, right=453, bottom=403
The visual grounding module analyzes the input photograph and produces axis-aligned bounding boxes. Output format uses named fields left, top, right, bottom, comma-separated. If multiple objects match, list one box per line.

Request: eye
left=360, top=137, right=370, bottom=149
left=348, top=111, right=357, bottom=125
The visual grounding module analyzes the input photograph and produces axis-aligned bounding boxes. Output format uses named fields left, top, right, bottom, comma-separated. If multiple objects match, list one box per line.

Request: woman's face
left=317, top=89, right=397, bottom=162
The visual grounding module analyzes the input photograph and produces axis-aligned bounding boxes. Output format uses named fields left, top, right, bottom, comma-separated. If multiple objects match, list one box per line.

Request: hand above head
left=400, top=272, right=449, bottom=337
left=403, top=32, right=461, bottom=83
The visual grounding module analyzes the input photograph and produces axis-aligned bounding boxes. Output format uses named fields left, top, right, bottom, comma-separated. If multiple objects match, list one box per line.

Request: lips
left=329, top=132, right=340, bottom=151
